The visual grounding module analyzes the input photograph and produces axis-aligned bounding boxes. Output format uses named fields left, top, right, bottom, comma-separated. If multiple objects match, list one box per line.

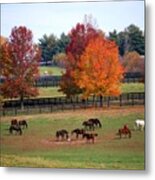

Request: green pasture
left=0, top=106, right=145, bottom=169
left=38, top=83, right=144, bottom=98
left=39, top=66, right=65, bottom=76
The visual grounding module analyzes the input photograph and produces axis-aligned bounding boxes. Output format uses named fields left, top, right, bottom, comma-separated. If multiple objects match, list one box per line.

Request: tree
left=73, top=35, right=124, bottom=106
left=38, top=34, right=58, bottom=65
left=59, top=21, right=100, bottom=97
left=122, top=51, right=144, bottom=73
left=126, top=24, right=145, bottom=55
left=0, top=26, right=41, bottom=109
left=53, top=52, right=67, bottom=68
left=0, top=36, right=7, bottom=45
left=108, top=24, right=145, bottom=56
left=57, top=33, right=70, bottom=54
left=0, top=36, right=8, bottom=75
left=109, top=29, right=118, bottom=44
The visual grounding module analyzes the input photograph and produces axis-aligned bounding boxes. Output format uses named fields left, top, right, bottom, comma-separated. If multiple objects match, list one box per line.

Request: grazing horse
left=11, top=119, right=18, bottom=126
left=9, top=125, right=22, bottom=135
left=118, top=125, right=131, bottom=138
left=134, top=119, right=145, bottom=131
left=56, top=129, right=69, bottom=141
left=19, top=120, right=28, bottom=128
left=83, top=133, right=98, bottom=143
left=71, top=128, right=85, bottom=139
left=82, top=121, right=95, bottom=130
left=88, top=118, right=102, bottom=128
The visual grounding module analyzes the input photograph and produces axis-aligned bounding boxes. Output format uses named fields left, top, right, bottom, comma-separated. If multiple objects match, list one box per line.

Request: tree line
left=0, top=17, right=145, bottom=109
left=38, top=24, right=144, bottom=66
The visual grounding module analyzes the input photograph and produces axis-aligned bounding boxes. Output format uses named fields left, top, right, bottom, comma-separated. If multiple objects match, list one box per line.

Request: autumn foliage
left=60, top=21, right=123, bottom=98
left=73, top=35, right=124, bottom=98
left=0, top=26, right=41, bottom=108
left=60, top=22, right=100, bottom=97
left=122, top=51, right=144, bottom=73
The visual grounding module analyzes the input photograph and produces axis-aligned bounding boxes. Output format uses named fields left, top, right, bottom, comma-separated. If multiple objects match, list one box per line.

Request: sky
left=1, top=0, right=144, bottom=43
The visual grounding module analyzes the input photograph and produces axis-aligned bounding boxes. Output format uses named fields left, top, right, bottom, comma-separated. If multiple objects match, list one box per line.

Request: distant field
left=1, top=106, right=144, bottom=169
left=38, top=83, right=144, bottom=98
left=39, top=66, right=65, bottom=76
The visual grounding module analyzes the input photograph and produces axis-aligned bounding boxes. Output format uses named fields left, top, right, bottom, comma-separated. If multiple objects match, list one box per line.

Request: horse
left=19, top=120, right=28, bottom=129
left=71, top=128, right=85, bottom=139
left=56, top=129, right=69, bottom=141
left=118, top=125, right=131, bottom=138
left=82, top=121, right=95, bottom=130
left=11, top=119, right=18, bottom=126
left=83, top=133, right=98, bottom=143
left=134, top=119, right=145, bottom=131
left=88, top=118, right=102, bottom=128
left=9, top=125, right=22, bottom=135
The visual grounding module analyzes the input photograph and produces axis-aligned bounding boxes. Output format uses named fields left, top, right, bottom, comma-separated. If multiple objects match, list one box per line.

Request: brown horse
left=56, top=129, right=69, bottom=141
left=118, top=125, right=131, bottom=138
left=82, top=121, right=95, bottom=130
left=88, top=118, right=102, bottom=128
left=83, top=133, right=98, bottom=143
left=9, top=125, right=22, bottom=135
left=11, top=119, right=18, bottom=126
left=71, top=128, right=85, bottom=139
left=19, top=120, right=28, bottom=128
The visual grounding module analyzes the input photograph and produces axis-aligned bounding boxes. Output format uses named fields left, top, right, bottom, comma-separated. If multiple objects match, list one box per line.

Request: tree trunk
left=99, top=95, right=103, bottom=107
left=20, top=94, right=24, bottom=110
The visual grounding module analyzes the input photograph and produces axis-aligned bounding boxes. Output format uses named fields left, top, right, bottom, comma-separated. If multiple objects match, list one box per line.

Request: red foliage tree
left=60, top=22, right=101, bottom=97
left=0, top=26, right=41, bottom=109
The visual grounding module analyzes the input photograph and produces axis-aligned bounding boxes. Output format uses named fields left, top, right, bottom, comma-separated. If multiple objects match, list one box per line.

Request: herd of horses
left=9, top=117, right=144, bottom=144
left=9, top=119, right=28, bottom=135
left=55, top=118, right=101, bottom=143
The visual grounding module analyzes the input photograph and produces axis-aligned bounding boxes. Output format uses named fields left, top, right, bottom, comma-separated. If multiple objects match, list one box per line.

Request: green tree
left=57, top=33, right=70, bottom=53
left=109, top=24, right=144, bottom=56
left=38, top=34, right=58, bottom=65
left=126, top=24, right=145, bottom=55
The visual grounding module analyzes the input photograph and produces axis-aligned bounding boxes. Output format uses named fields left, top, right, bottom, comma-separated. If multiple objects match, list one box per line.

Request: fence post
left=107, top=96, right=110, bottom=107
left=143, top=93, right=145, bottom=105
left=2, top=108, right=5, bottom=116
left=132, top=93, right=134, bottom=106
left=50, top=105, right=53, bottom=112
left=119, top=95, right=122, bottom=106
left=39, top=106, right=42, bottom=113
left=15, top=108, right=17, bottom=115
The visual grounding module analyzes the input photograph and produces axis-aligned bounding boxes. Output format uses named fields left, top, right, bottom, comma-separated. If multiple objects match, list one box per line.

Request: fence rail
left=0, top=72, right=144, bottom=87
left=1, top=92, right=145, bottom=116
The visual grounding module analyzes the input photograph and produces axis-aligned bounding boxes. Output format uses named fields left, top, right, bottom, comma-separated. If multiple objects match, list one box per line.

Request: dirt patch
left=41, top=137, right=99, bottom=147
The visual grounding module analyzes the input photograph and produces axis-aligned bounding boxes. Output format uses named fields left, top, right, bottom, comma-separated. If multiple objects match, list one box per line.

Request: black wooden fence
left=1, top=92, right=145, bottom=116
left=34, top=72, right=144, bottom=87
left=0, top=72, right=144, bottom=87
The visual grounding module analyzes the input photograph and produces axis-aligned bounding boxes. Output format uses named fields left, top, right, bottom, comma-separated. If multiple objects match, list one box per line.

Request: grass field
left=39, top=66, right=65, bottom=76
left=0, top=106, right=145, bottom=169
left=38, top=83, right=144, bottom=97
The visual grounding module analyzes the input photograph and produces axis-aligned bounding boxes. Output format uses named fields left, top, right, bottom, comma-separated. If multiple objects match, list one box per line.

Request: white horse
left=134, top=119, right=145, bottom=131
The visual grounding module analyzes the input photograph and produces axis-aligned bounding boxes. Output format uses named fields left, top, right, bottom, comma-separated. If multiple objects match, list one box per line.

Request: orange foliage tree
left=73, top=35, right=124, bottom=106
